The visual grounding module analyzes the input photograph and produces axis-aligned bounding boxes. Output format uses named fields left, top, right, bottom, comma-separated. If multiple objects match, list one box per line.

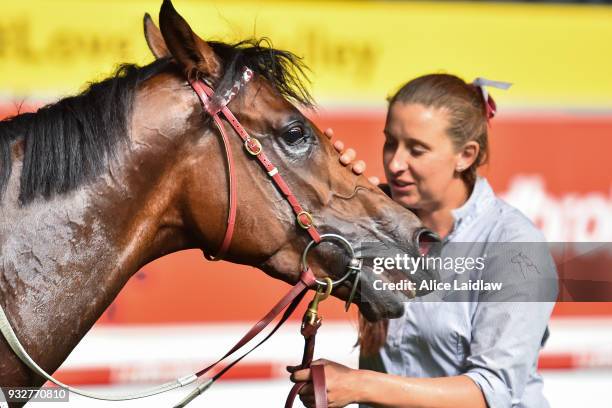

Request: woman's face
left=383, top=102, right=461, bottom=210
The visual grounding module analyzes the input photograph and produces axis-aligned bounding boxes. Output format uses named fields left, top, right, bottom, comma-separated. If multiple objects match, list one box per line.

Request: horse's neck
left=0, top=112, right=192, bottom=377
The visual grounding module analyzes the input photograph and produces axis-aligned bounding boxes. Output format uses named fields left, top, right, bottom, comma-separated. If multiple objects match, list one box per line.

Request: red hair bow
left=472, top=77, right=512, bottom=122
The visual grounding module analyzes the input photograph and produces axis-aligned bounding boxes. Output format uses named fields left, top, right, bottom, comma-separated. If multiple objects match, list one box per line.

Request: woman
left=289, top=74, right=557, bottom=408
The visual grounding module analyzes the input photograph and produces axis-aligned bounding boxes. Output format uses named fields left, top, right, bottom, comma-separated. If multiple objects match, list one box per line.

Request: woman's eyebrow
left=383, top=128, right=430, bottom=149
left=409, top=138, right=431, bottom=149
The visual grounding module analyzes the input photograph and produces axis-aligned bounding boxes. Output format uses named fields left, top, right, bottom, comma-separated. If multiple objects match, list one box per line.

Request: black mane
left=209, top=39, right=312, bottom=108
left=0, top=38, right=311, bottom=205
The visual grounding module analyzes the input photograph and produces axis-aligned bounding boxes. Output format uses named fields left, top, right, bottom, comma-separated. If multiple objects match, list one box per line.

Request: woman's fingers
left=368, top=176, right=380, bottom=185
left=340, top=148, right=356, bottom=165
left=323, top=127, right=368, bottom=176
left=289, top=367, right=311, bottom=382
left=324, top=127, right=343, bottom=153
left=333, top=140, right=344, bottom=153
left=286, top=364, right=300, bottom=373
left=298, top=383, right=314, bottom=396
left=298, top=383, right=315, bottom=407
left=297, top=382, right=315, bottom=407
left=353, top=160, right=366, bottom=175
left=299, top=393, right=315, bottom=408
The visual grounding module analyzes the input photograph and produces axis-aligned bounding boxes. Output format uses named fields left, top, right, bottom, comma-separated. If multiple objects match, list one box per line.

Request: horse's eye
left=283, top=125, right=306, bottom=145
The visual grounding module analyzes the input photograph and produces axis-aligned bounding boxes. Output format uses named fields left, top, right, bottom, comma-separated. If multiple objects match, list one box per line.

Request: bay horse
left=0, top=0, right=435, bottom=403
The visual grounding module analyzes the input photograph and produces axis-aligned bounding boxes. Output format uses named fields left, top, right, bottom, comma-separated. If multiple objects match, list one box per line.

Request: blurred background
left=1, top=0, right=611, bottom=406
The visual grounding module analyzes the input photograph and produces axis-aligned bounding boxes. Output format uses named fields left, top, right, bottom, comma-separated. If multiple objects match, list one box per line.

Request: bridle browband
left=0, top=66, right=362, bottom=408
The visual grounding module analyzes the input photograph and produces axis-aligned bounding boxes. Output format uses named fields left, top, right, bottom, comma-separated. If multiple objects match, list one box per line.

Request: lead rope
left=285, top=278, right=333, bottom=408
left=174, top=268, right=319, bottom=407
left=0, top=305, right=195, bottom=401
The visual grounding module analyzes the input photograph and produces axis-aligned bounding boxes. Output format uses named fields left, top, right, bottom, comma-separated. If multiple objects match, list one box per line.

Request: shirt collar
left=449, top=176, right=496, bottom=235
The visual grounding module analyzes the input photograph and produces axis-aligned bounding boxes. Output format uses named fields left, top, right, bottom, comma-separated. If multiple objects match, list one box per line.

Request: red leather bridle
left=171, top=67, right=362, bottom=408
left=189, top=67, right=321, bottom=261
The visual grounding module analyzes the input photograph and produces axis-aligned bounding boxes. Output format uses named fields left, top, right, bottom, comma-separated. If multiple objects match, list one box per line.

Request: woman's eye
left=411, top=146, right=426, bottom=156
left=283, top=125, right=306, bottom=145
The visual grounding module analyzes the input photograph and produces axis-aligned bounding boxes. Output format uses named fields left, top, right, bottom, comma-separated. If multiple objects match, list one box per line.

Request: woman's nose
left=389, top=148, right=409, bottom=174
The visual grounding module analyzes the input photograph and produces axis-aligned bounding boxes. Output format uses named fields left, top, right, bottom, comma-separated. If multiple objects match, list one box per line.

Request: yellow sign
left=1, top=1, right=611, bottom=109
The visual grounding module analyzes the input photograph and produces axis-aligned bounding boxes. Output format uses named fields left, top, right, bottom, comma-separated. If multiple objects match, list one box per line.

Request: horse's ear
left=159, top=0, right=221, bottom=80
left=144, top=13, right=170, bottom=59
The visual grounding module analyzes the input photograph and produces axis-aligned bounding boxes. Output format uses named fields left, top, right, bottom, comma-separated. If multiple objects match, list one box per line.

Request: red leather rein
left=172, top=68, right=332, bottom=408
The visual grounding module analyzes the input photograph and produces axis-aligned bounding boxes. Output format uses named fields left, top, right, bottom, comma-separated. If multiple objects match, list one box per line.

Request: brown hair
left=358, top=73, right=492, bottom=356
left=356, top=315, right=388, bottom=357
left=390, top=73, right=490, bottom=187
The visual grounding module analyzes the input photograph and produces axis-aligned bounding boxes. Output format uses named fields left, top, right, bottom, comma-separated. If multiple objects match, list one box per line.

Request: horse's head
left=137, top=0, right=439, bottom=321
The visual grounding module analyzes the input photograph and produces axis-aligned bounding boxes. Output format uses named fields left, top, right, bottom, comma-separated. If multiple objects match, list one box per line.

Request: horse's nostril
left=414, top=228, right=441, bottom=256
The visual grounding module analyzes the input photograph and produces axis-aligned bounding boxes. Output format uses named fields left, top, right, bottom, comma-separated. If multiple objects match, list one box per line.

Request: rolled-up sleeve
left=462, top=241, right=557, bottom=408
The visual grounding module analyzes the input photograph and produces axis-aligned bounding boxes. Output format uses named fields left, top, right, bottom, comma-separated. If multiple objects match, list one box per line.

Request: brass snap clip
left=305, top=277, right=333, bottom=326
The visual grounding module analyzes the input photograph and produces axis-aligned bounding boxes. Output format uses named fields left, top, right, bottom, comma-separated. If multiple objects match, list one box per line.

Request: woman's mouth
left=390, top=178, right=416, bottom=192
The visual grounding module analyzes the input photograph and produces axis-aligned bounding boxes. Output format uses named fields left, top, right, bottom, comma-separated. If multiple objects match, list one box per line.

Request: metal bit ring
left=301, top=233, right=361, bottom=287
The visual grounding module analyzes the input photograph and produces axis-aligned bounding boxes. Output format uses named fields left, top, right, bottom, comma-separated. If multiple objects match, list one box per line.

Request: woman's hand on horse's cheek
left=334, top=140, right=345, bottom=153
left=340, top=148, right=357, bottom=165
left=324, top=126, right=348, bottom=154
left=322, top=126, right=344, bottom=153
left=353, top=160, right=366, bottom=175
left=324, top=128, right=335, bottom=140
left=334, top=144, right=368, bottom=176
left=322, top=126, right=346, bottom=154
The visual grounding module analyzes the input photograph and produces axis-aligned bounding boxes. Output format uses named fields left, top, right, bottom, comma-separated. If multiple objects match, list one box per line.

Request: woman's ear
left=159, top=0, right=222, bottom=80
left=143, top=13, right=170, bottom=59
left=455, top=141, right=480, bottom=173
